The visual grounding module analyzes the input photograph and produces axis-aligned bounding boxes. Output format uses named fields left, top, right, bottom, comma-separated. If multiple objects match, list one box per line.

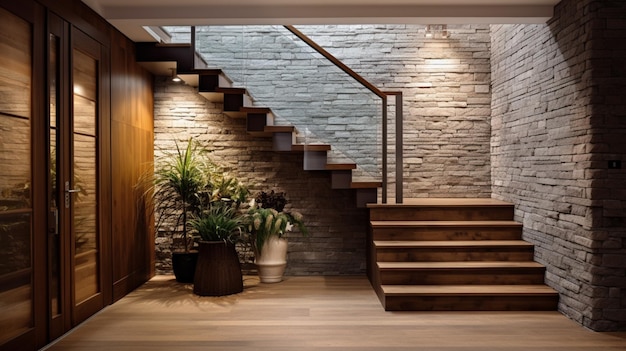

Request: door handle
left=64, top=181, right=81, bottom=193
left=64, top=181, right=81, bottom=208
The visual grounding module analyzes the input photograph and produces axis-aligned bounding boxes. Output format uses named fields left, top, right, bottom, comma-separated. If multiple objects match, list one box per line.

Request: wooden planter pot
left=193, top=241, right=243, bottom=296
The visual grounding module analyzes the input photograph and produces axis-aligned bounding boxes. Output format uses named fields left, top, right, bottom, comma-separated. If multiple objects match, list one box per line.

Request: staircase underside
left=368, top=198, right=559, bottom=311
left=136, top=42, right=381, bottom=207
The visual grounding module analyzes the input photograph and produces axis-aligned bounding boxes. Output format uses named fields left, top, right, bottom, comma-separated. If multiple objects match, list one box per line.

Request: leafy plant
left=246, top=198, right=307, bottom=252
left=189, top=203, right=243, bottom=243
left=146, top=138, right=215, bottom=252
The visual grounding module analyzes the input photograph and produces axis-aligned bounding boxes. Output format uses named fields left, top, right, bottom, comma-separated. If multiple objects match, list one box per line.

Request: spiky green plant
left=189, top=203, right=243, bottom=243
left=149, top=138, right=214, bottom=252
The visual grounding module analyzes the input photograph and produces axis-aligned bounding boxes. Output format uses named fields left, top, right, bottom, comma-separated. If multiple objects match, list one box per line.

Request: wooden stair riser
left=199, top=73, right=219, bottom=93
left=223, top=93, right=253, bottom=118
left=273, top=132, right=295, bottom=151
left=375, top=247, right=534, bottom=262
left=370, top=224, right=523, bottom=241
left=370, top=206, right=514, bottom=221
left=331, top=170, right=352, bottom=189
left=247, top=113, right=268, bottom=134
left=303, top=150, right=328, bottom=171
left=378, top=268, right=547, bottom=285
left=384, top=295, right=559, bottom=311
left=356, top=188, right=378, bottom=209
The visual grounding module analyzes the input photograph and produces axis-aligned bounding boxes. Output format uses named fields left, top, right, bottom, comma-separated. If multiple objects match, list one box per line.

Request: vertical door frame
left=69, top=27, right=112, bottom=325
left=46, top=11, right=72, bottom=340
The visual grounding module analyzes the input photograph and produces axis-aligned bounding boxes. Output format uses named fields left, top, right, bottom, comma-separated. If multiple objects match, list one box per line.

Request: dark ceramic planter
left=172, top=251, right=198, bottom=283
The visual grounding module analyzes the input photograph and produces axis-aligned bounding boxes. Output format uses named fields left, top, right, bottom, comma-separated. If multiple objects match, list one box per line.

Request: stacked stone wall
left=170, top=24, right=493, bottom=199
left=491, top=0, right=626, bottom=331
left=153, top=77, right=368, bottom=275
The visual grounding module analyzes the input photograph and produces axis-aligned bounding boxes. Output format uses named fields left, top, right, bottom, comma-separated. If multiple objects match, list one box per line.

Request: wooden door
left=47, top=19, right=111, bottom=338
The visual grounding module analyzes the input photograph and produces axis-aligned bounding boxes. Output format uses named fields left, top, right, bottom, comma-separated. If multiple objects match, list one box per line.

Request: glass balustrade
left=164, top=25, right=383, bottom=180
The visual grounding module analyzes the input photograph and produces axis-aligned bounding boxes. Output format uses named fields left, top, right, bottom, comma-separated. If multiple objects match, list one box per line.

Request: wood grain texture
left=44, top=275, right=626, bottom=351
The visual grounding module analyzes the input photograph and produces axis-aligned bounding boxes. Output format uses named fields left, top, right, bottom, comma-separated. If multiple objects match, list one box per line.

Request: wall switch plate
left=608, top=160, right=622, bottom=169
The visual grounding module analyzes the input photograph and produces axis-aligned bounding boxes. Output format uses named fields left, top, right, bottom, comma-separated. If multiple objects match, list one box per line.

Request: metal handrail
left=283, top=25, right=403, bottom=204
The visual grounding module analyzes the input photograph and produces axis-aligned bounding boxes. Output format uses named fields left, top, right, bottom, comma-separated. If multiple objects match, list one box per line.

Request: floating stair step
left=248, top=124, right=294, bottom=137
left=351, top=181, right=383, bottom=189
left=214, top=88, right=251, bottom=118
left=326, top=163, right=357, bottom=171
left=216, top=87, right=246, bottom=95
left=291, top=144, right=331, bottom=152
left=374, top=240, right=535, bottom=262
left=377, top=261, right=547, bottom=285
left=370, top=220, right=522, bottom=241
left=353, top=182, right=381, bottom=208
left=266, top=126, right=295, bottom=133
left=178, top=69, right=222, bottom=87
left=368, top=198, right=515, bottom=221
left=382, top=285, right=559, bottom=311
left=241, top=106, right=271, bottom=114
left=135, top=42, right=195, bottom=72
left=328, top=164, right=358, bottom=190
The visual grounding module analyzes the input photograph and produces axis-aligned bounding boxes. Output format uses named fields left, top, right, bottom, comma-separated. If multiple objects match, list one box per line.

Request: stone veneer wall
left=172, top=25, right=493, bottom=200
left=491, top=0, right=626, bottom=331
left=156, top=25, right=493, bottom=275
left=153, top=77, right=368, bottom=275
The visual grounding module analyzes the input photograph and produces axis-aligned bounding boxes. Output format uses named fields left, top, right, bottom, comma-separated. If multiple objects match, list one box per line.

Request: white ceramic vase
left=255, top=236, right=288, bottom=283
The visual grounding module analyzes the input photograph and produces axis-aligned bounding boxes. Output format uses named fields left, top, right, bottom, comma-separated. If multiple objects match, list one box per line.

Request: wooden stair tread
left=351, top=181, right=382, bottom=189
left=194, top=68, right=222, bottom=75
left=374, top=240, right=533, bottom=249
left=265, top=125, right=295, bottom=133
left=326, top=163, right=357, bottom=170
left=216, top=87, right=246, bottom=94
left=382, top=284, right=558, bottom=296
left=367, top=198, right=513, bottom=208
left=370, top=220, right=521, bottom=227
left=240, top=106, right=271, bottom=114
left=378, top=261, right=544, bottom=270
left=291, top=144, right=331, bottom=152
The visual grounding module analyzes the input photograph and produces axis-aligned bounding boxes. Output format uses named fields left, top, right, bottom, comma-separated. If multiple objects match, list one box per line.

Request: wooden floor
left=44, top=276, right=626, bottom=351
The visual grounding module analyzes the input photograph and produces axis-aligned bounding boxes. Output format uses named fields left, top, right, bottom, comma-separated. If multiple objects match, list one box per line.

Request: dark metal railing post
left=395, top=93, right=403, bottom=204
left=382, top=97, right=388, bottom=203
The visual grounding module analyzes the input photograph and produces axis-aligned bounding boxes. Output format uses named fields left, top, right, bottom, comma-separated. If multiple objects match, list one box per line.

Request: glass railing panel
left=175, top=25, right=382, bottom=179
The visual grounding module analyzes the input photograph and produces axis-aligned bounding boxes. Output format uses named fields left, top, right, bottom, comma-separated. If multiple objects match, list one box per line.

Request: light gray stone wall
left=170, top=24, right=493, bottom=200
left=491, top=0, right=626, bottom=332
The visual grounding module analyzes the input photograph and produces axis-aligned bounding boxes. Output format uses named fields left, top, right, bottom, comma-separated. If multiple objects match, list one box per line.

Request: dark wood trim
left=32, top=3, right=48, bottom=347
left=0, top=0, right=33, bottom=21
left=37, top=0, right=110, bottom=47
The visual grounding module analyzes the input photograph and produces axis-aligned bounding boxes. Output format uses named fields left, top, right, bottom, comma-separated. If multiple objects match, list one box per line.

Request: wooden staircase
left=136, top=42, right=380, bottom=207
left=367, top=198, right=559, bottom=311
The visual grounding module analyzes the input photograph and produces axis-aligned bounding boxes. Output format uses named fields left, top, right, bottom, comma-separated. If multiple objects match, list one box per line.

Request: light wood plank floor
left=44, top=276, right=626, bottom=351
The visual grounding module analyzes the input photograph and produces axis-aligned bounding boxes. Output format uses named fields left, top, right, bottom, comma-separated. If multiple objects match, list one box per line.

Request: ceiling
left=81, top=0, right=561, bottom=42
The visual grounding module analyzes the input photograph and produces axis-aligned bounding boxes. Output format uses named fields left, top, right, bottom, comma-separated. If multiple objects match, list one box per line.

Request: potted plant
left=189, top=202, right=245, bottom=296
left=247, top=191, right=306, bottom=283
left=142, top=138, right=214, bottom=283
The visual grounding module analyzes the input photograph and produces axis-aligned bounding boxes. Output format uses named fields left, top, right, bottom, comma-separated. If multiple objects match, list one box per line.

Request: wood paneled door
left=1, top=1, right=153, bottom=348
left=47, top=14, right=112, bottom=339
